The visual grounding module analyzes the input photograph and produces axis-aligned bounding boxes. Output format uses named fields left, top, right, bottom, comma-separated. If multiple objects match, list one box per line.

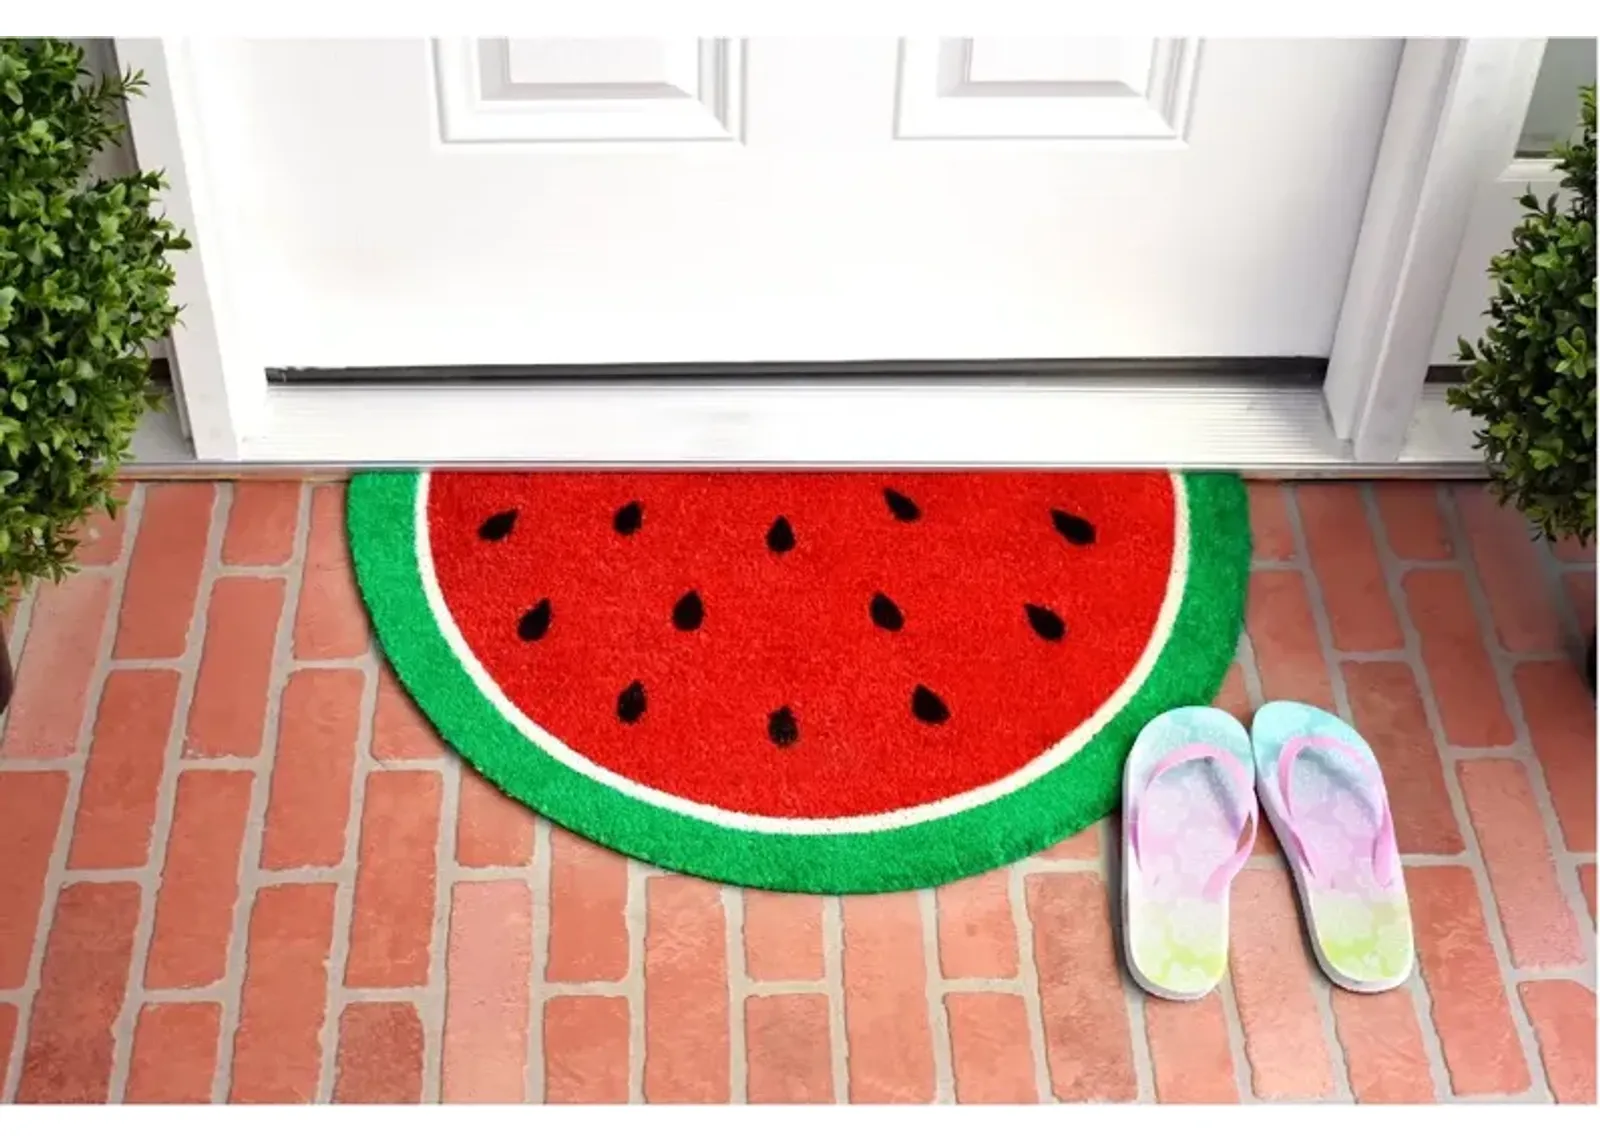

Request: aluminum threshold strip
left=127, top=376, right=1485, bottom=477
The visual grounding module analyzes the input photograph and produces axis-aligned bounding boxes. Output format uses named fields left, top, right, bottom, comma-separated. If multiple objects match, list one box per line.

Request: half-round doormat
left=348, top=471, right=1250, bottom=894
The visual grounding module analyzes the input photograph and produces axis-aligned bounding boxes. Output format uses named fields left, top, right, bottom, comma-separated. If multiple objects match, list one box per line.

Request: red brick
left=372, top=661, right=445, bottom=761
left=455, top=768, right=534, bottom=867
left=223, top=481, right=300, bottom=567
left=936, top=870, right=1018, bottom=979
left=548, top=827, right=629, bottom=983
left=293, top=484, right=369, bottom=660
left=229, top=882, right=337, bottom=1103
left=1456, top=485, right=1565, bottom=653
left=945, top=992, right=1038, bottom=1104
left=0, top=573, right=112, bottom=759
left=746, top=993, right=834, bottom=1105
left=1565, top=569, right=1595, bottom=638
left=1144, top=993, right=1238, bottom=1103
left=126, top=1002, right=221, bottom=1103
left=1403, top=568, right=1514, bottom=747
left=1516, top=660, right=1597, bottom=853
left=442, top=880, right=531, bottom=1103
left=1552, top=533, right=1594, bottom=564
left=73, top=482, right=134, bottom=566
left=743, top=890, right=824, bottom=982
left=1329, top=988, right=1434, bottom=1103
left=544, top=995, right=630, bottom=1104
left=0, top=771, right=69, bottom=988
left=15, top=881, right=140, bottom=1103
left=114, top=482, right=214, bottom=659
left=645, top=876, right=729, bottom=1103
left=334, top=1002, right=424, bottom=1104
left=68, top=669, right=180, bottom=870
left=183, top=576, right=285, bottom=758
left=1227, top=867, right=1334, bottom=1099
left=841, top=893, right=936, bottom=1103
left=260, top=668, right=363, bottom=869
left=1409, top=865, right=1531, bottom=1095
left=1374, top=482, right=1453, bottom=561
left=1247, top=570, right=1335, bottom=709
left=1518, top=980, right=1595, bottom=1104
left=1342, top=661, right=1462, bottom=854
left=1247, top=483, right=1296, bottom=561
left=1580, top=863, right=1596, bottom=924
left=1024, top=872, right=1137, bottom=1102
left=146, top=769, right=253, bottom=988
left=1296, top=484, right=1403, bottom=651
left=345, top=770, right=441, bottom=988
left=1459, top=759, right=1583, bottom=969
left=0, top=1002, right=17, bottom=1094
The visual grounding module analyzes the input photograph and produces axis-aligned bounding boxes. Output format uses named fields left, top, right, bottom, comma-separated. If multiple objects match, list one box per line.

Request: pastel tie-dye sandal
left=1251, top=701, right=1414, bottom=993
left=1122, top=708, right=1257, bottom=1001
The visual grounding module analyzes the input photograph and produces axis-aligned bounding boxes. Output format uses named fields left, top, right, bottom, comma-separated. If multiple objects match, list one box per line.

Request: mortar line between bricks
left=1530, top=518, right=1588, bottom=666
left=1223, top=637, right=1264, bottom=1105
left=625, top=853, right=647, bottom=1104
left=1439, top=486, right=1590, bottom=1095
left=211, top=480, right=312, bottom=1104
left=315, top=638, right=381, bottom=1104
left=1007, top=848, right=1056, bottom=1104
left=527, top=814, right=553, bottom=1104
left=820, top=895, right=849, bottom=1105
left=1, top=482, right=144, bottom=1105
left=916, top=887, right=954, bottom=1103
left=1440, top=490, right=1561, bottom=1090
left=1280, top=483, right=1357, bottom=1103
left=934, top=979, right=1031, bottom=996
left=108, top=482, right=232, bottom=1103
left=723, top=885, right=748, bottom=1104
left=1099, top=808, right=1154, bottom=1105
left=1361, top=484, right=1461, bottom=1102
left=419, top=746, right=460, bottom=1104
left=743, top=980, right=836, bottom=998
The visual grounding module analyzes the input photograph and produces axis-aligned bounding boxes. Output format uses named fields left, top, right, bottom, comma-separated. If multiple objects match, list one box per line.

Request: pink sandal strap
left=1128, top=742, right=1258, bottom=901
left=1275, top=734, right=1398, bottom=887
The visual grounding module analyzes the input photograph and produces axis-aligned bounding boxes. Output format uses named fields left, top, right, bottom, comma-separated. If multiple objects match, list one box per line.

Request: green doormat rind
left=347, top=471, right=1250, bottom=894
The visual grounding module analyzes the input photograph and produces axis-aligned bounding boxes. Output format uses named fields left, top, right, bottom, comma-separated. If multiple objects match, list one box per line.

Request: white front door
left=178, top=37, right=1401, bottom=370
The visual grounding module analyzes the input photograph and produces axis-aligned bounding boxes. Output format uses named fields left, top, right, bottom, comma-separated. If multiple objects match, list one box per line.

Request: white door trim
left=1323, top=38, right=1549, bottom=464
left=117, top=36, right=1533, bottom=470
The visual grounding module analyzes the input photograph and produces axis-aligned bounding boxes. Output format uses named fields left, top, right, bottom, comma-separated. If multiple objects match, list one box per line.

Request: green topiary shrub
left=1450, top=83, right=1596, bottom=545
left=0, top=38, right=189, bottom=609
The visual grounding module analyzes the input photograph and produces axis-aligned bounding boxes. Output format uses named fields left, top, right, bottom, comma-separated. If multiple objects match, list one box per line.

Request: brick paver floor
left=0, top=478, right=1593, bottom=1104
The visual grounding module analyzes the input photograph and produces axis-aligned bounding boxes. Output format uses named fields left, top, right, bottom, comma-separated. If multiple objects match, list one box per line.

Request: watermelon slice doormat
left=348, top=471, right=1250, bottom=893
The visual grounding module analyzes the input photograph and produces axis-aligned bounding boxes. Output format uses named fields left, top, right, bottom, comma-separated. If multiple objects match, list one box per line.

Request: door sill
left=127, top=377, right=1485, bottom=477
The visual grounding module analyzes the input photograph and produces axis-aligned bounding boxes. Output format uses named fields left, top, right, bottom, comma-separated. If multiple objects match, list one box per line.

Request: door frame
left=115, top=36, right=1551, bottom=470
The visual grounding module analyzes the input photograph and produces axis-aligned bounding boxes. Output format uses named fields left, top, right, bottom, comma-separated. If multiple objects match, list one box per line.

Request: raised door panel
left=433, top=37, right=743, bottom=144
left=895, top=37, right=1200, bottom=141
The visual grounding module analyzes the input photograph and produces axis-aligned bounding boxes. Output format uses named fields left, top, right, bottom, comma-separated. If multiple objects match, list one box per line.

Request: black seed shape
left=672, top=590, right=704, bottom=632
left=911, top=685, right=949, bottom=725
left=766, top=515, right=796, bottom=554
left=617, top=680, right=647, bottom=724
left=768, top=706, right=799, bottom=748
left=869, top=593, right=904, bottom=632
left=1050, top=508, right=1096, bottom=546
left=478, top=509, right=518, bottom=542
left=1025, top=603, right=1066, bottom=642
left=884, top=487, right=921, bottom=522
left=613, top=501, right=643, bottom=536
left=517, top=599, right=552, bottom=642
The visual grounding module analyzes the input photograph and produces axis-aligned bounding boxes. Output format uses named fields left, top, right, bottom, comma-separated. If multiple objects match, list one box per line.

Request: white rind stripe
left=413, top=472, right=1191, bottom=835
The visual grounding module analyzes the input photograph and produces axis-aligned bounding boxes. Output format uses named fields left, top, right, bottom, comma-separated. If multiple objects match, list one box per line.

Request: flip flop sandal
left=1122, top=707, right=1258, bottom=1002
left=1251, top=701, right=1415, bottom=993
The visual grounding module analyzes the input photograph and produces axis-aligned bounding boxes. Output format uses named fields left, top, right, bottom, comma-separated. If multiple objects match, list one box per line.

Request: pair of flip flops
left=1121, top=700, right=1413, bottom=1001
